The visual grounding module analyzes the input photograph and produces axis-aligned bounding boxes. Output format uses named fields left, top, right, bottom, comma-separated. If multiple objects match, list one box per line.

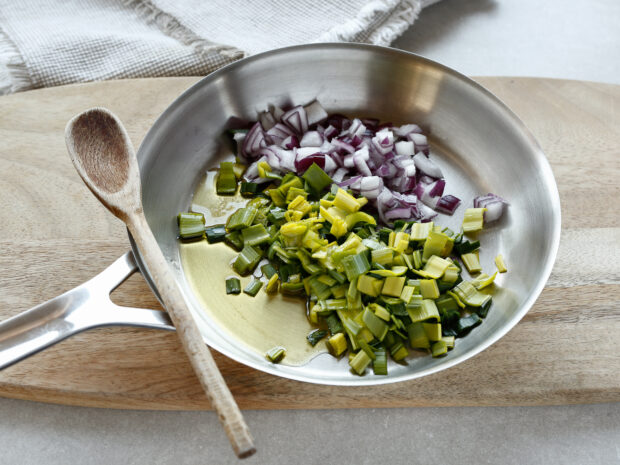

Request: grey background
left=1, top=0, right=619, bottom=463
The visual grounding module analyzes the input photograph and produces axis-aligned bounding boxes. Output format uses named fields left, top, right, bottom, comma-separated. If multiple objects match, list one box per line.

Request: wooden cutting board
left=0, top=77, right=618, bottom=410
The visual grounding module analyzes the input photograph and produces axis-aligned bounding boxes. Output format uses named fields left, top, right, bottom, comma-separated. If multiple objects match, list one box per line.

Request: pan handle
left=0, top=252, right=174, bottom=370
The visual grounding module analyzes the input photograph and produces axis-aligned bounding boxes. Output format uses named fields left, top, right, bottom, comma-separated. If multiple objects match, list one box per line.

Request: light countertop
left=1, top=0, right=618, bottom=464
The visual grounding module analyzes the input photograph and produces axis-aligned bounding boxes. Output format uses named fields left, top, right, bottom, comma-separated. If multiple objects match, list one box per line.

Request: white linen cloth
left=0, top=0, right=440, bottom=95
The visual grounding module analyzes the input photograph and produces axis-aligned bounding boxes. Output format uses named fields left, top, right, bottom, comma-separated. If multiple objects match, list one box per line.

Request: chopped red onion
left=282, top=106, right=308, bottom=134
left=394, top=140, right=414, bottom=156
left=300, top=131, right=323, bottom=147
left=435, top=195, right=461, bottom=215
left=232, top=100, right=487, bottom=225
left=474, top=193, right=508, bottom=222
left=413, top=153, right=443, bottom=179
left=295, top=153, right=324, bottom=173
left=258, top=111, right=276, bottom=131
left=304, top=100, right=328, bottom=126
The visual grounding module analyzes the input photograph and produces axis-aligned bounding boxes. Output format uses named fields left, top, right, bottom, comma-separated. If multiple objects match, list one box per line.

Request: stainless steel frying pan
left=0, top=44, right=561, bottom=385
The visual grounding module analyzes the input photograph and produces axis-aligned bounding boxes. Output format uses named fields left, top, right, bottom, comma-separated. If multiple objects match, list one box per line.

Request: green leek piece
left=442, top=336, right=455, bottom=349
left=232, top=162, right=246, bottom=179
left=411, top=249, right=423, bottom=269
left=462, top=208, right=486, bottom=233
left=357, top=274, right=383, bottom=297
left=204, top=224, right=226, bottom=244
left=423, top=322, right=442, bottom=341
left=323, top=298, right=348, bottom=311
left=286, top=186, right=308, bottom=203
left=328, top=269, right=347, bottom=284
left=241, top=223, right=271, bottom=246
left=267, top=207, right=287, bottom=225
left=419, top=279, right=440, bottom=299
left=326, top=313, right=344, bottom=335
left=386, top=299, right=408, bottom=317
left=224, top=231, right=244, bottom=251
left=450, top=281, right=491, bottom=307
left=389, top=342, right=409, bottom=361
left=407, top=294, right=423, bottom=310
left=243, top=278, right=263, bottom=296
left=362, top=307, right=389, bottom=341
left=457, top=314, right=481, bottom=335
left=177, top=212, right=205, bottom=240
left=472, top=272, right=497, bottom=290
left=349, top=350, right=372, bottom=375
left=410, top=222, right=433, bottom=241
left=357, top=338, right=377, bottom=361
left=317, top=274, right=338, bottom=287
left=281, top=282, right=305, bottom=295
left=331, top=283, right=348, bottom=299
left=226, top=207, right=257, bottom=231
left=233, top=245, right=262, bottom=275
left=378, top=228, right=392, bottom=244
left=435, top=295, right=459, bottom=313
left=345, top=211, right=376, bottom=229
left=422, top=231, right=450, bottom=261
left=443, top=266, right=460, bottom=283
left=373, top=347, right=388, bottom=375
left=309, top=277, right=332, bottom=301
left=407, top=298, right=440, bottom=323
left=225, top=277, right=241, bottom=295
left=399, top=285, right=415, bottom=304
left=302, top=163, right=332, bottom=193
left=279, top=176, right=304, bottom=195
left=268, top=188, right=287, bottom=207
left=327, top=332, right=347, bottom=357
left=341, top=253, right=371, bottom=281
left=422, top=255, right=451, bottom=279
left=307, top=329, right=328, bottom=347
left=455, top=239, right=480, bottom=255
left=265, top=346, right=286, bottom=363
left=431, top=340, right=448, bottom=357
left=382, top=276, right=405, bottom=297
left=408, top=322, right=430, bottom=349
left=333, top=188, right=361, bottom=213
left=265, top=273, right=279, bottom=294
left=370, top=303, right=391, bottom=322
left=495, top=254, right=507, bottom=273
left=216, top=161, right=237, bottom=195
left=261, top=263, right=277, bottom=279
left=461, top=252, right=482, bottom=273
left=240, top=181, right=259, bottom=197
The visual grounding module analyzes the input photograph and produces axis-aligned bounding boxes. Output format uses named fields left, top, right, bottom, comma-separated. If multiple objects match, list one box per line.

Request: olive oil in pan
left=179, top=171, right=326, bottom=366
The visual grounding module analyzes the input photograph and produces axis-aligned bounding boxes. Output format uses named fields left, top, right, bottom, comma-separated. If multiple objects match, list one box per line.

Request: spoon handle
left=128, top=211, right=256, bottom=459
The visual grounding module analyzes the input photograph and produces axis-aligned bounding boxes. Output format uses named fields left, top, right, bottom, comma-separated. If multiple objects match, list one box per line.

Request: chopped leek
left=216, top=161, right=237, bottom=195
left=186, top=148, right=509, bottom=376
left=243, top=278, right=263, bottom=296
left=307, top=329, right=328, bottom=347
left=462, top=208, right=486, bottom=233
left=233, top=245, right=262, bottom=275
left=225, top=277, right=241, bottom=295
left=461, top=252, right=482, bottom=274
left=495, top=254, right=507, bottom=273
left=178, top=212, right=205, bottom=240
left=349, top=350, right=372, bottom=375
left=265, top=346, right=286, bottom=363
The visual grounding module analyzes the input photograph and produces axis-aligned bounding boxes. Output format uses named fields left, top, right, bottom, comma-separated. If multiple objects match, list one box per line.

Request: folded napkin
left=0, top=0, right=440, bottom=95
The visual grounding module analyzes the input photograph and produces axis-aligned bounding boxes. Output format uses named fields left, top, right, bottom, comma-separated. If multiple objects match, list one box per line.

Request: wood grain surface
left=0, top=77, right=618, bottom=410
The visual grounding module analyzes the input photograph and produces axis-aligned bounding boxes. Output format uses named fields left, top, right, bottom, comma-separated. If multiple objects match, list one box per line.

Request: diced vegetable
left=178, top=212, right=205, bottom=240
left=216, top=161, right=237, bottom=195
left=265, top=346, right=286, bottom=363
left=180, top=105, right=511, bottom=377
left=243, top=278, right=263, bottom=297
left=225, top=277, right=241, bottom=295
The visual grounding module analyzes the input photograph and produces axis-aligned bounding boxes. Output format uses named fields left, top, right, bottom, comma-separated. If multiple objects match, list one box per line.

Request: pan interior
left=134, top=44, right=560, bottom=385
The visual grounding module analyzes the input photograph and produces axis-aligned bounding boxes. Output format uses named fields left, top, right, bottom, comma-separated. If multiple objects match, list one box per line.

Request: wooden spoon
left=65, top=107, right=255, bottom=459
